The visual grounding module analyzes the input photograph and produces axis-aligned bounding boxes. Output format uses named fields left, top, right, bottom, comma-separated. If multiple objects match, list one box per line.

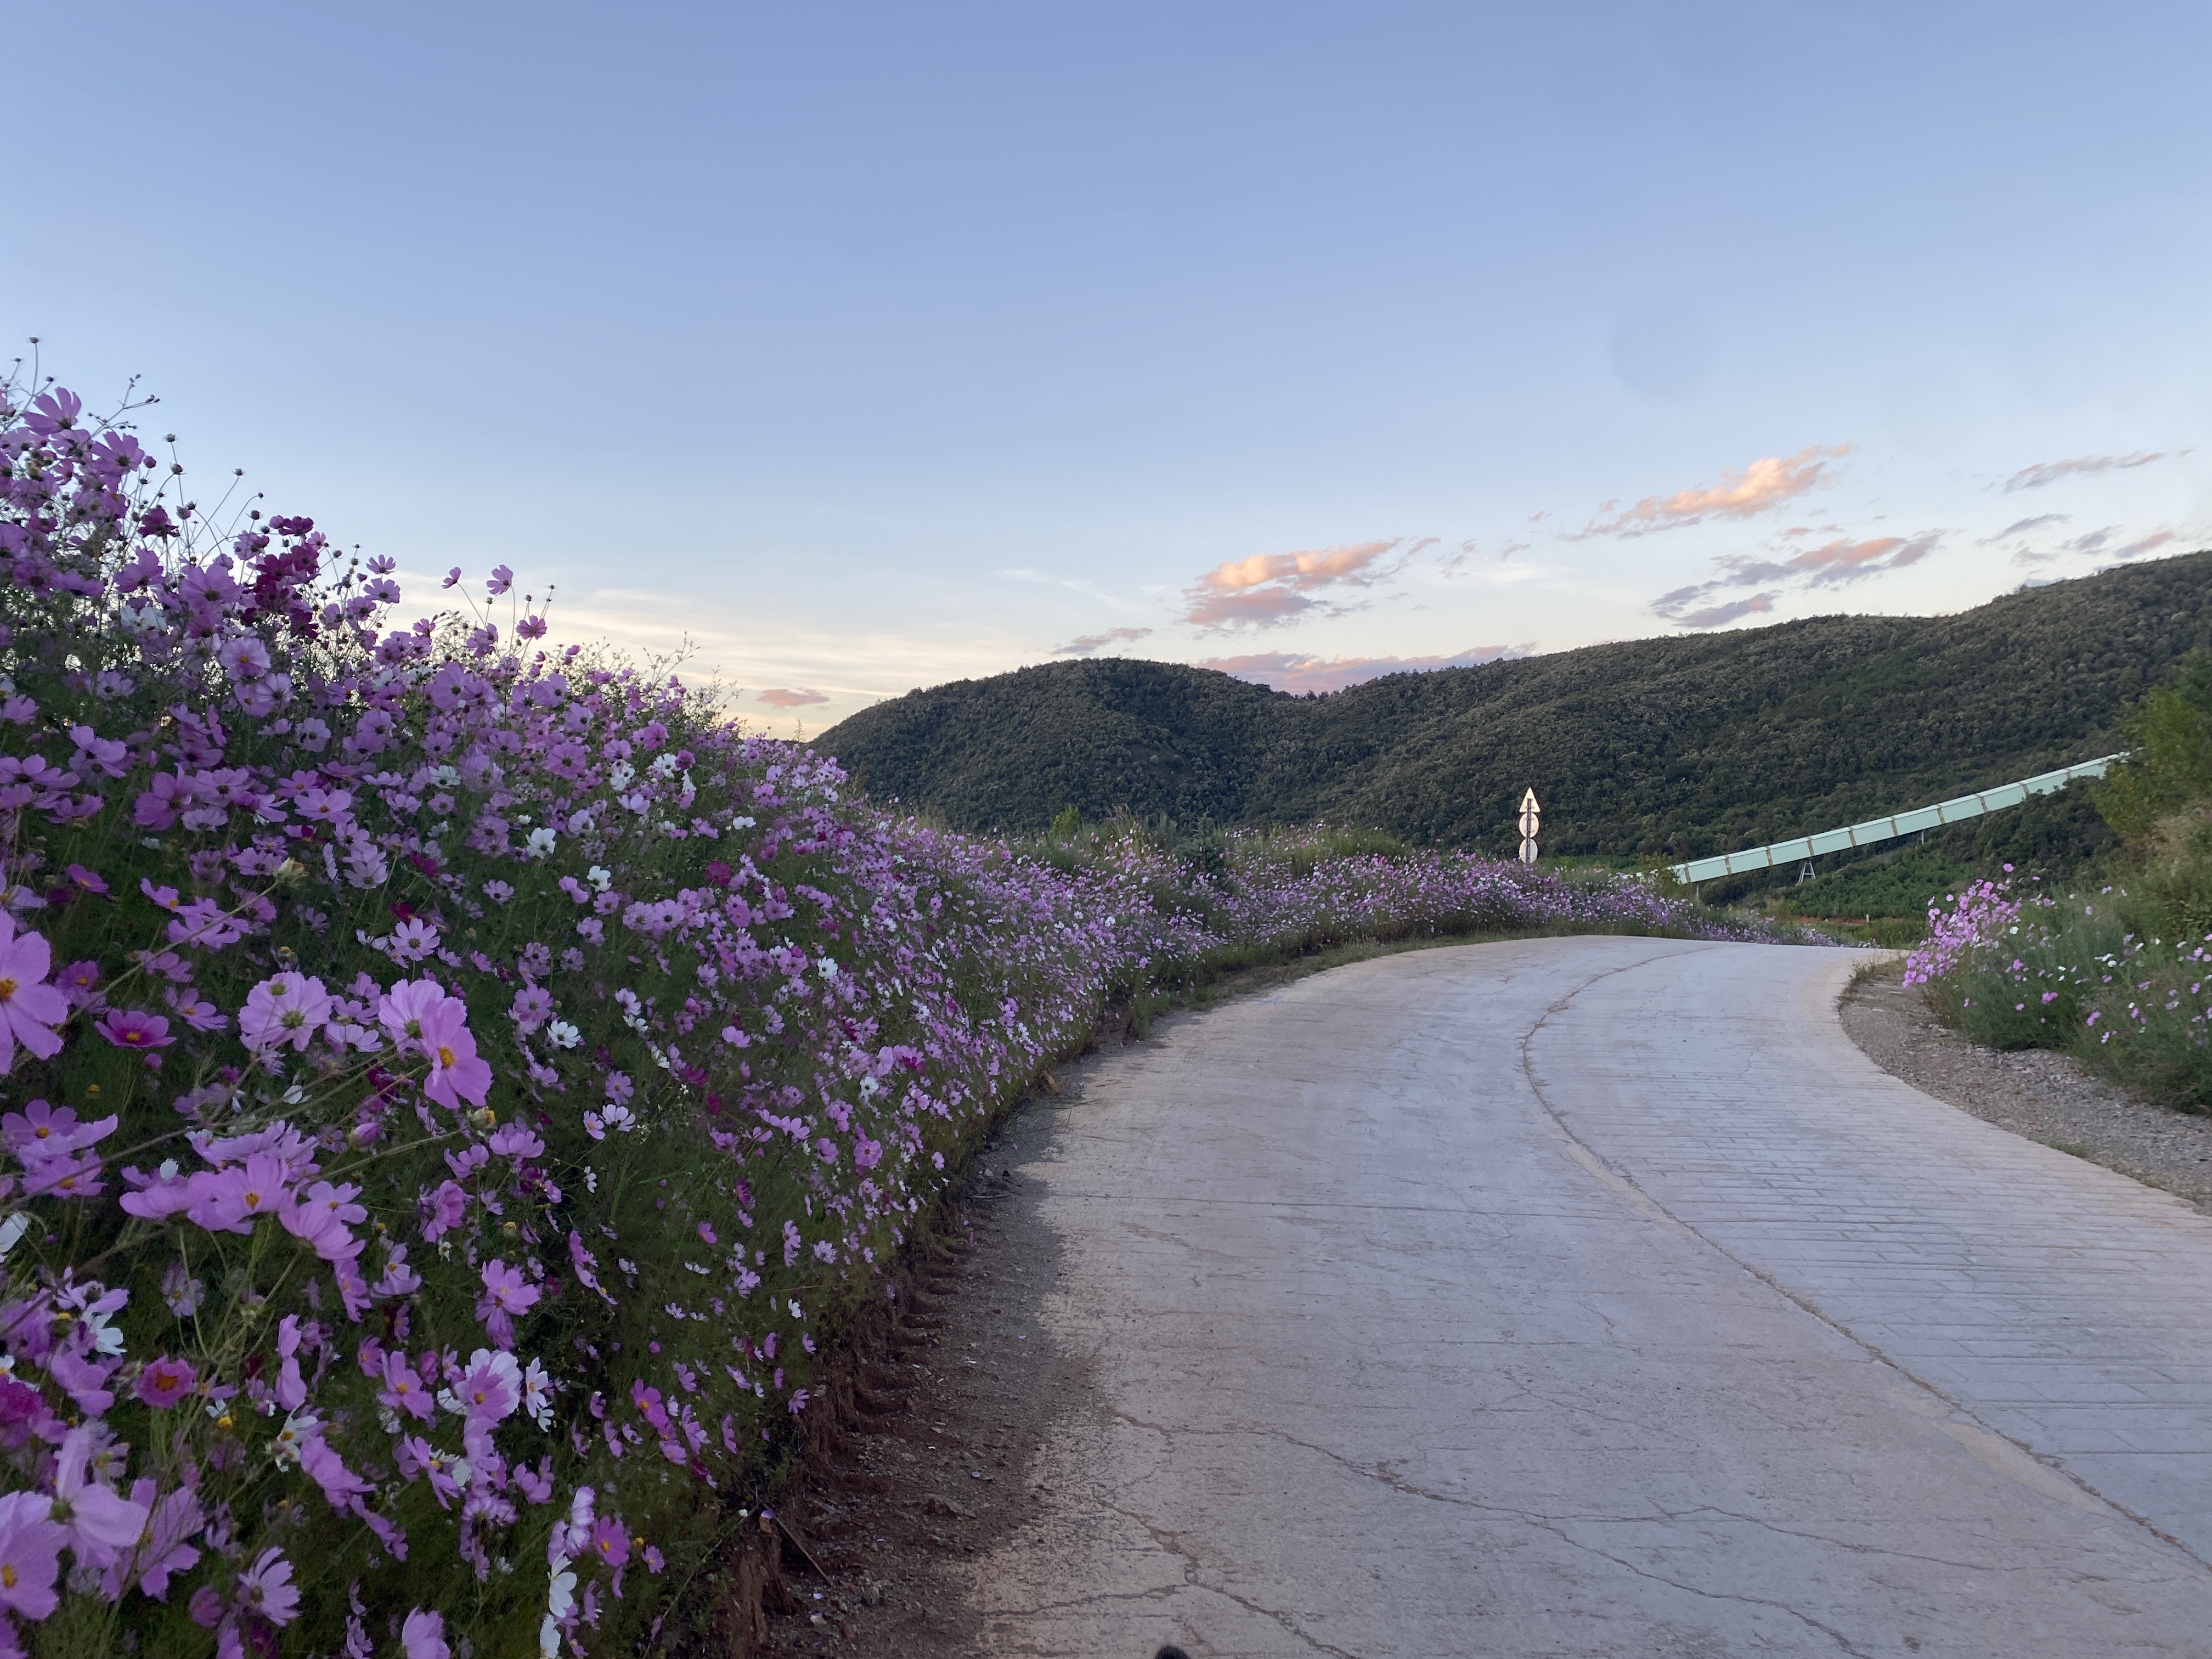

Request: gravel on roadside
left=1839, top=963, right=2212, bottom=1212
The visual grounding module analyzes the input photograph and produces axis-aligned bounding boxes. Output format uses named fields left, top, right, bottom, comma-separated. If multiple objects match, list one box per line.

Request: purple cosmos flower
left=0, top=1492, right=65, bottom=1622
left=509, top=985, right=553, bottom=1032
left=419, top=1000, right=492, bottom=1111
left=52, top=961, right=101, bottom=1009
left=103, top=1480, right=200, bottom=1601
left=238, top=973, right=332, bottom=1052
left=236, top=1545, right=301, bottom=1626
left=588, top=1514, right=630, bottom=1570
left=136, top=1356, right=198, bottom=1409
left=475, top=1260, right=540, bottom=1350
left=1, top=1101, right=115, bottom=1163
left=0, top=918, right=67, bottom=1075
left=49, top=1426, right=149, bottom=1569
left=280, top=1179, right=368, bottom=1263
left=453, top=1348, right=522, bottom=1421
left=486, top=565, right=514, bottom=596
left=95, top=1006, right=173, bottom=1054
left=184, top=1152, right=293, bottom=1234
left=400, top=1609, right=450, bottom=1659
left=378, top=1350, right=436, bottom=1422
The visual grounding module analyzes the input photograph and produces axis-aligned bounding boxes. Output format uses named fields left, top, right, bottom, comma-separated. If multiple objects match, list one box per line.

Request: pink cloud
left=1052, top=627, right=1154, bottom=656
left=1781, top=531, right=1941, bottom=585
left=1197, top=646, right=1526, bottom=694
left=1579, top=446, right=1849, bottom=538
left=757, top=687, right=830, bottom=708
left=1182, top=539, right=1403, bottom=629
left=1652, top=531, right=1943, bottom=624
left=2004, top=451, right=2171, bottom=493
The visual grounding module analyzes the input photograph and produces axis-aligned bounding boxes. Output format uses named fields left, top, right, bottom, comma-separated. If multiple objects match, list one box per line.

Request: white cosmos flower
left=546, top=1020, right=582, bottom=1049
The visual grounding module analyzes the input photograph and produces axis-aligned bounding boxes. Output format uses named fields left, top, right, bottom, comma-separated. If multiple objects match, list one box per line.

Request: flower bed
left=0, top=376, right=1821, bottom=1657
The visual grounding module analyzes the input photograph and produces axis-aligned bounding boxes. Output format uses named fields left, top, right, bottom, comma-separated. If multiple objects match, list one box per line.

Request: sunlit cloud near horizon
left=8, top=3, right=2210, bottom=727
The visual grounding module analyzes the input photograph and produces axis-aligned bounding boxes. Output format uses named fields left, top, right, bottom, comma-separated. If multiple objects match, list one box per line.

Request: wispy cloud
left=1651, top=531, right=1942, bottom=627
left=1985, top=513, right=2070, bottom=542
left=1197, top=645, right=1527, bottom=694
left=2003, top=451, right=2174, bottom=492
left=1182, top=538, right=1404, bottom=629
left=1578, top=445, right=1849, bottom=538
left=1669, top=593, right=1777, bottom=629
left=2058, top=526, right=2177, bottom=560
left=757, top=687, right=830, bottom=709
left=1052, top=627, right=1154, bottom=656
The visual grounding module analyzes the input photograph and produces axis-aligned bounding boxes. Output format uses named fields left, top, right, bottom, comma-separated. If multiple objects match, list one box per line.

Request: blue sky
left=10, top=2, right=2210, bottom=726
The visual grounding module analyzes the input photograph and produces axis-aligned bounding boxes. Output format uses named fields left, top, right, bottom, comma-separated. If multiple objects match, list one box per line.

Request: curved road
left=967, top=938, right=2212, bottom=1657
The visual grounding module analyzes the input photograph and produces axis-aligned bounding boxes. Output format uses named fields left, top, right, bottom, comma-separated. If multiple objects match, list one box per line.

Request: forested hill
left=816, top=551, right=2212, bottom=860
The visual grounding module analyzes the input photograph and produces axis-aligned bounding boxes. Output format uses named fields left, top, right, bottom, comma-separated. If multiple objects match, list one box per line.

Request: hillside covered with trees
left=819, top=551, right=2212, bottom=860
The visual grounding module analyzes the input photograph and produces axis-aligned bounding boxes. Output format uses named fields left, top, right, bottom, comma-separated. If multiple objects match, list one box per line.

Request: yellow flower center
left=437, top=1045, right=456, bottom=1068
left=2, top=1564, right=16, bottom=1589
left=0, top=978, right=16, bottom=1002
left=243, top=1190, right=261, bottom=1208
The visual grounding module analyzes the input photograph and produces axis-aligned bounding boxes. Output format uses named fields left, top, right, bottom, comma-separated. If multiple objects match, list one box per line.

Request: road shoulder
left=1839, top=964, right=2212, bottom=1212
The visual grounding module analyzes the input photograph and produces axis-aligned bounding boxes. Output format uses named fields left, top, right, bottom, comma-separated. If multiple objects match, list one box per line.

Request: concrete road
left=966, top=938, right=2212, bottom=1657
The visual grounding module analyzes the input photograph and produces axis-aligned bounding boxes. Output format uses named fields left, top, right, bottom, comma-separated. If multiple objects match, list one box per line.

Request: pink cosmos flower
left=52, top=961, right=101, bottom=1010
left=0, top=918, right=67, bottom=1075
left=49, top=1426, right=149, bottom=1568
left=235, top=1546, right=301, bottom=1626
left=509, top=985, right=553, bottom=1032
left=280, top=1180, right=368, bottom=1263
left=103, top=1480, right=200, bottom=1600
left=377, top=977, right=450, bottom=1046
left=589, top=1514, right=629, bottom=1570
left=0, top=1492, right=65, bottom=1622
left=475, top=1259, right=540, bottom=1349
left=378, top=1350, right=436, bottom=1422
left=62, top=865, right=108, bottom=896
left=400, top=1609, right=450, bottom=1659
left=389, top=919, right=439, bottom=963
left=453, top=1349, right=522, bottom=1421
left=419, top=1000, right=491, bottom=1111
left=299, top=1437, right=374, bottom=1509
left=136, top=1356, right=198, bottom=1410
left=238, top=973, right=331, bottom=1052
left=1, top=1101, right=115, bottom=1163
left=95, top=1007, right=173, bottom=1054
left=21, top=1153, right=103, bottom=1199
left=184, top=1153, right=293, bottom=1234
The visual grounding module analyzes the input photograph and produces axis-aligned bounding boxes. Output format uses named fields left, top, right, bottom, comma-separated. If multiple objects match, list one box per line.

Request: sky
left=9, top=2, right=2211, bottom=729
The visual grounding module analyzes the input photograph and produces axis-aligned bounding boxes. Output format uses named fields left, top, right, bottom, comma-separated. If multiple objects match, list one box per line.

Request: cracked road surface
left=963, top=938, right=2212, bottom=1657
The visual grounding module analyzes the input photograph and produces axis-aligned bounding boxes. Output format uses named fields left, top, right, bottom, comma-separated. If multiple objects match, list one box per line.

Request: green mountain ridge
left=817, top=551, right=2212, bottom=862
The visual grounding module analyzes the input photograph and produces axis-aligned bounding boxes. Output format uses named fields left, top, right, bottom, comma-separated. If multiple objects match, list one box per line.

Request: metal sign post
left=1517, top=788, right=1541, bottom=865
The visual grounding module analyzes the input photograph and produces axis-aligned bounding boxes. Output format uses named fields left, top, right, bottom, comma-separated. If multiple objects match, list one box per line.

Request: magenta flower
left=103, top=1480, right=200, bottom=1601
left=509, top=985, right=553, bottom=1032
left=299, top=1437, right=375, bottom=1508
left=279, top=1179, right=368, bottom=1263
left=419, top=1000, right=491, bottom=1111
left=0, top=1491, right=65, bottom=1622
left=475, top=1259, right=540, bottom=1349
left=1, top=1101, right=115, bottom=1162
left=49, top=1426, right=149, bottom=1569
left=21, top=1152, right=103, bottom=1200
left=377, top=976, right=450, bottom=1045
left=0, top=917, right=67, bottom=1075
left=378, top=1351, right=436, bottom=1423
left=136, top=1356, right=198, bottom=1410
left=400, top=1609, right=450, bottom=1659
left=238, top=973, right=332, bottom=1053
left=589, top=1514, right=629, bottom=1569
left=184, top=1153, right=293, bottom=1234
left=52, top=961, right=101, bottom=1009
left=453, top=1349, right=521, bottom=1421
left=95, top=1007, right=173, bottom=1054
left=235, top=1546, right=301, bottom=1626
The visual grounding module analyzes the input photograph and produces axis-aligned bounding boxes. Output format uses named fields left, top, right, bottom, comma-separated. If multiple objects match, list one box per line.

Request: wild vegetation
left=1908, top=651, right=2212, bottom=1109
left=821, top=557, right=2207, bottom=862
left=0, top=373, right=1822, bottom=1657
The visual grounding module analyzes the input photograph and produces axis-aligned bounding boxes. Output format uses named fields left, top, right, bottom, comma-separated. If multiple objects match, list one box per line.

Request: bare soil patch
left=1841, top=963, right=2212, bottom=1211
